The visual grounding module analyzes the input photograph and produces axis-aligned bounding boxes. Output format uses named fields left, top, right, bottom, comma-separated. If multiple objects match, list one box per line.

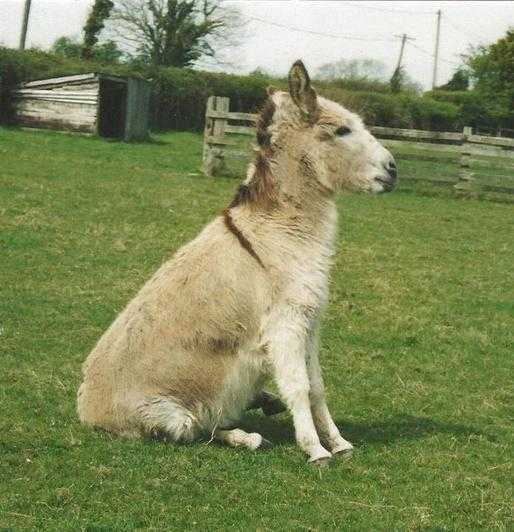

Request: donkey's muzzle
left=377, top=159, right=397, bottom=191
left=387, top=160, right=397, bottom=181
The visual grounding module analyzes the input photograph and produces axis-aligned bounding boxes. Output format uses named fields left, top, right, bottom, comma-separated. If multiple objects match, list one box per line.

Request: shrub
left=150, top=67, right=270, bottom=131
left=0, top=47, right=268, bottom=131
left=0, top=47, right=497, bottom=133
left=426, top=90, right=500, bottom=130
left=404, top=95, right=460, bottom=131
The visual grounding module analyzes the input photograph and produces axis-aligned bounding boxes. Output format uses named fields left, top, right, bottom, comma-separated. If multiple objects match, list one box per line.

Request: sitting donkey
left=78, top=60, right=397, bottom=466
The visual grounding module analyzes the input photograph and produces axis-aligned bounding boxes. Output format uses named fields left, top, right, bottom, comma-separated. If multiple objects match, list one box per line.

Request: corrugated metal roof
left=13, top=88, right=98, bottom=105
left=21, top=73, right=98, bottom=88
left=19, top=73, right=129, bottom=89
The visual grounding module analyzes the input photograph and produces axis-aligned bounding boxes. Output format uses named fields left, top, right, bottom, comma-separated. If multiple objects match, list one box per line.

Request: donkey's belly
left=204, top=349, right=268, bottom=430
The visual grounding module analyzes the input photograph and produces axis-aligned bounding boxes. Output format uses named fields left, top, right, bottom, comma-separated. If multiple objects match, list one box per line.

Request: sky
left=1, top=0, right=513, bottom=89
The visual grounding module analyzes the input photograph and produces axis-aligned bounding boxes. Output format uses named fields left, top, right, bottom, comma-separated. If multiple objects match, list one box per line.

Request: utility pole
left=394, top=33, right=415, bottom=71
left=19, top=0, right=32, bottom=51
left=432, top=9, right=442, bottom=89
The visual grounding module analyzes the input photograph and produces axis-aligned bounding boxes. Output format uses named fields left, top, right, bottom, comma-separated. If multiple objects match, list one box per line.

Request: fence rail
left=202, top=96, right=514, bottom=196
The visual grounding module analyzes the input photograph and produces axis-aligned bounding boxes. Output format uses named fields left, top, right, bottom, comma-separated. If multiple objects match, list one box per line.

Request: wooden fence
left=202, top=96, right=514, bottom=196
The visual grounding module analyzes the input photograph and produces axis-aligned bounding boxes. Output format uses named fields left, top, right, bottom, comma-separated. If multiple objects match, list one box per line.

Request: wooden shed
left=13, top=73, right=151, bottom=141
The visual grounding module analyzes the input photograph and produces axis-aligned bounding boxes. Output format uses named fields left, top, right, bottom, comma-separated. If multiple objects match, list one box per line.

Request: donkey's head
left=263, top=60, right=397, bottom=194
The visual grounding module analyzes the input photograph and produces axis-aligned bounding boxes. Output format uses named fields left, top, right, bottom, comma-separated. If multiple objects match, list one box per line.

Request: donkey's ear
left=288, top=60, right=319, bottom=123
left=266, top=85, right=277, bottom=96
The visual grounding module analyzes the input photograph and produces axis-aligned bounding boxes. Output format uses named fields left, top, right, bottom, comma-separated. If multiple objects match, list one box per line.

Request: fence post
left=455, top=126, right=475, bottom=193
left=203, top=96, right=229, bottom=177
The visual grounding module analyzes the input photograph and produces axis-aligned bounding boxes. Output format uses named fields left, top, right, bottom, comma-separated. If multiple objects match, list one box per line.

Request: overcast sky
left=1, top=0, right=513, bottom=88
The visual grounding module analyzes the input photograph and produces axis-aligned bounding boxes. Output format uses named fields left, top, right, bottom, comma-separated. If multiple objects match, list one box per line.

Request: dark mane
left=227, top=98, right=278, bottom=210
left=228, top=151, right=276, bottom=209
left=222, top=209, right=265, bottom=268
left=256, top=99, right=276, bottom=148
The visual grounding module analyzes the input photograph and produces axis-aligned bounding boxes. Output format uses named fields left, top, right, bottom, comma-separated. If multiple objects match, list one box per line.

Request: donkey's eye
left=335, top=126, right=352, bottom=137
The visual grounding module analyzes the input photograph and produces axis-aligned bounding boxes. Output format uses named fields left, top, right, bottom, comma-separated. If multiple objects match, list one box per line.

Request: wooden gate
left=202, top=96, right=257, bottom=177
left=202, top=96, right=514, bottom=197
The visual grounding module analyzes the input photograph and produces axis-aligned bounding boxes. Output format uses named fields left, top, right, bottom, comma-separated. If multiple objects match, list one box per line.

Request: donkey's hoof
left=260, top=437, right=273, bottom=449
left=310, top=456, right=332, bottom=468
left=332, top=440, right=354, bottom=459
left=333, top=448, right=353, bottom=460
left=261, top=397, right=287, bottom=416
left=308, top=448, right=332, bottom=468
left=247, top=433, right=271, bottom=451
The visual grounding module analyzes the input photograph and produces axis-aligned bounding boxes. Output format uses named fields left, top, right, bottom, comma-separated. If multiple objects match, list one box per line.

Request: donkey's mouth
left=374, top=176, right=396, bottom=192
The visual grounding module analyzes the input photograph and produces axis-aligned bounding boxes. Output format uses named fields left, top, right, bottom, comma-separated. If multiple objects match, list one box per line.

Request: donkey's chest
left=277, top=246, right=333, bottom=313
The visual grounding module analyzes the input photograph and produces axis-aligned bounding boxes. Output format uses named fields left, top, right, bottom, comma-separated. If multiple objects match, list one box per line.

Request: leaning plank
left=395, top=153, right=457, bottom=164
left=481, top=184, right=514, bottom=194
left=15, top=89, right=98, bottom=98
left=225, top=125, right=255, bottom=136
left=371, top=126, right=464, bottom=143
left=20, top=73, right=97, bottom=88
left=468, top=157, right=514, bottom=171
left=380, top=139, right=462, bottom=154
left=205, top=135, right=237, bottom=146
left=223, top=150, right=250, bottom=160
left=16, top=115, right=96, bottom=132
left=467, top=134, right=514, bottom=149
left=14, top=95, right=98, bottom=105
left=401, top=177, right=457, bottom=186
left=16, top=97, right=97, bottom=106
left=462, top=144, right=514, bottom=159
left=206, top=110, right=258, bottom=123
left=380, top=138, right=514, bottom=160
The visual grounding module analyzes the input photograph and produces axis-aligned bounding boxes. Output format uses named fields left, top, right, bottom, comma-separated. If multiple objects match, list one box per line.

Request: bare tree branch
left=104, top=0, right=243, bottom=67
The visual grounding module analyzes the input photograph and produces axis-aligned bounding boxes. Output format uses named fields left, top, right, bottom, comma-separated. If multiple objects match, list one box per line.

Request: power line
left=444, top=16, right=484, bottom=44
left=407, top=41, right=461, bottom=67
left=344, top=2, right=489, bottom=45
left=247, top=16, right=396, bottom=43
left=343, top=2, right=434, bottom=16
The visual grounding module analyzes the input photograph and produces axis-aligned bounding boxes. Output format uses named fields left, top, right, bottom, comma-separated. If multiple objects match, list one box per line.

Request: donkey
left=77, top=60, right=397, bottom=466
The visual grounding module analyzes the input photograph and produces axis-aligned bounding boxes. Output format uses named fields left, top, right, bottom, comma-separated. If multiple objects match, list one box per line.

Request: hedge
left=0, top=47, right=486, bottom=134
left=149, top=66, right=270, bottom=131
left=425, top=90, right=503, bottom=130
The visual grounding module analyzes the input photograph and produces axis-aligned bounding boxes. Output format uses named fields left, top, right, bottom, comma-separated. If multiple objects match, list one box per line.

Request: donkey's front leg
left=306, top=332, right=353, bottom=457
left=266, top=312, right=332, bottom=466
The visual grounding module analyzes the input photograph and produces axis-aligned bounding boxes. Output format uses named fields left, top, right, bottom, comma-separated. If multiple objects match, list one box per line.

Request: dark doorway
left=98, top=79, right=127, bottom=138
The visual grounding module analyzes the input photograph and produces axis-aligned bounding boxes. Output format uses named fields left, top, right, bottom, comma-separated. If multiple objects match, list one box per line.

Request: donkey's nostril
left=386, top=160, right=397, bottom=180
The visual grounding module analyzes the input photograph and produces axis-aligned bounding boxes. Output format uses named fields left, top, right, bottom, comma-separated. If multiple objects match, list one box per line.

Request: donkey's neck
left=259, top=146, right=336, bottom=230
left=231, top=148, right=338, bottom=265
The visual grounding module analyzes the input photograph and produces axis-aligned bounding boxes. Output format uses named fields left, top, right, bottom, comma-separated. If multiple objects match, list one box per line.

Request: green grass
left=1, top=127, right=513, bottom=530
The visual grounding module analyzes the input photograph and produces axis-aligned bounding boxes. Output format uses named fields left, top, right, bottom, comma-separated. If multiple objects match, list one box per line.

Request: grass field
left=1, top=127, right=513, bottom=530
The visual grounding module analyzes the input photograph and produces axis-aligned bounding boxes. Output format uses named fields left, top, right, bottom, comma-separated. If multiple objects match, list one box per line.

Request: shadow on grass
left=240, top=412, right=490, bottom=447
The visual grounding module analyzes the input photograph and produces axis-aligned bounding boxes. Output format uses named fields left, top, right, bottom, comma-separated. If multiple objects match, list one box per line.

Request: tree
left=388, top=65, right=422, bottom=95
left=438, top=69, right=469, bottom=91
left=464, top=28, right=514, bottom=126
left=249, top=67, right=273, bottom=79
left=315, top=58, right=387, bottom=82
left=389, top=66, right=404, bottom=93
left=52, top=36, right=82, bottom=59
left=108, top=0, right=243, bottom=67
left=82, top=0, right=114, bottom=60
left=51, top=36, right=123, bottom=64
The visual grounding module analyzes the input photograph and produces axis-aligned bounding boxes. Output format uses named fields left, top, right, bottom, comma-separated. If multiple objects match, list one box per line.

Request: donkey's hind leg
left=137, top=396, right=201, bottom=442
left=247, top=390, right=287, bottom=417
left=214, top=428, right=271, bottom=450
